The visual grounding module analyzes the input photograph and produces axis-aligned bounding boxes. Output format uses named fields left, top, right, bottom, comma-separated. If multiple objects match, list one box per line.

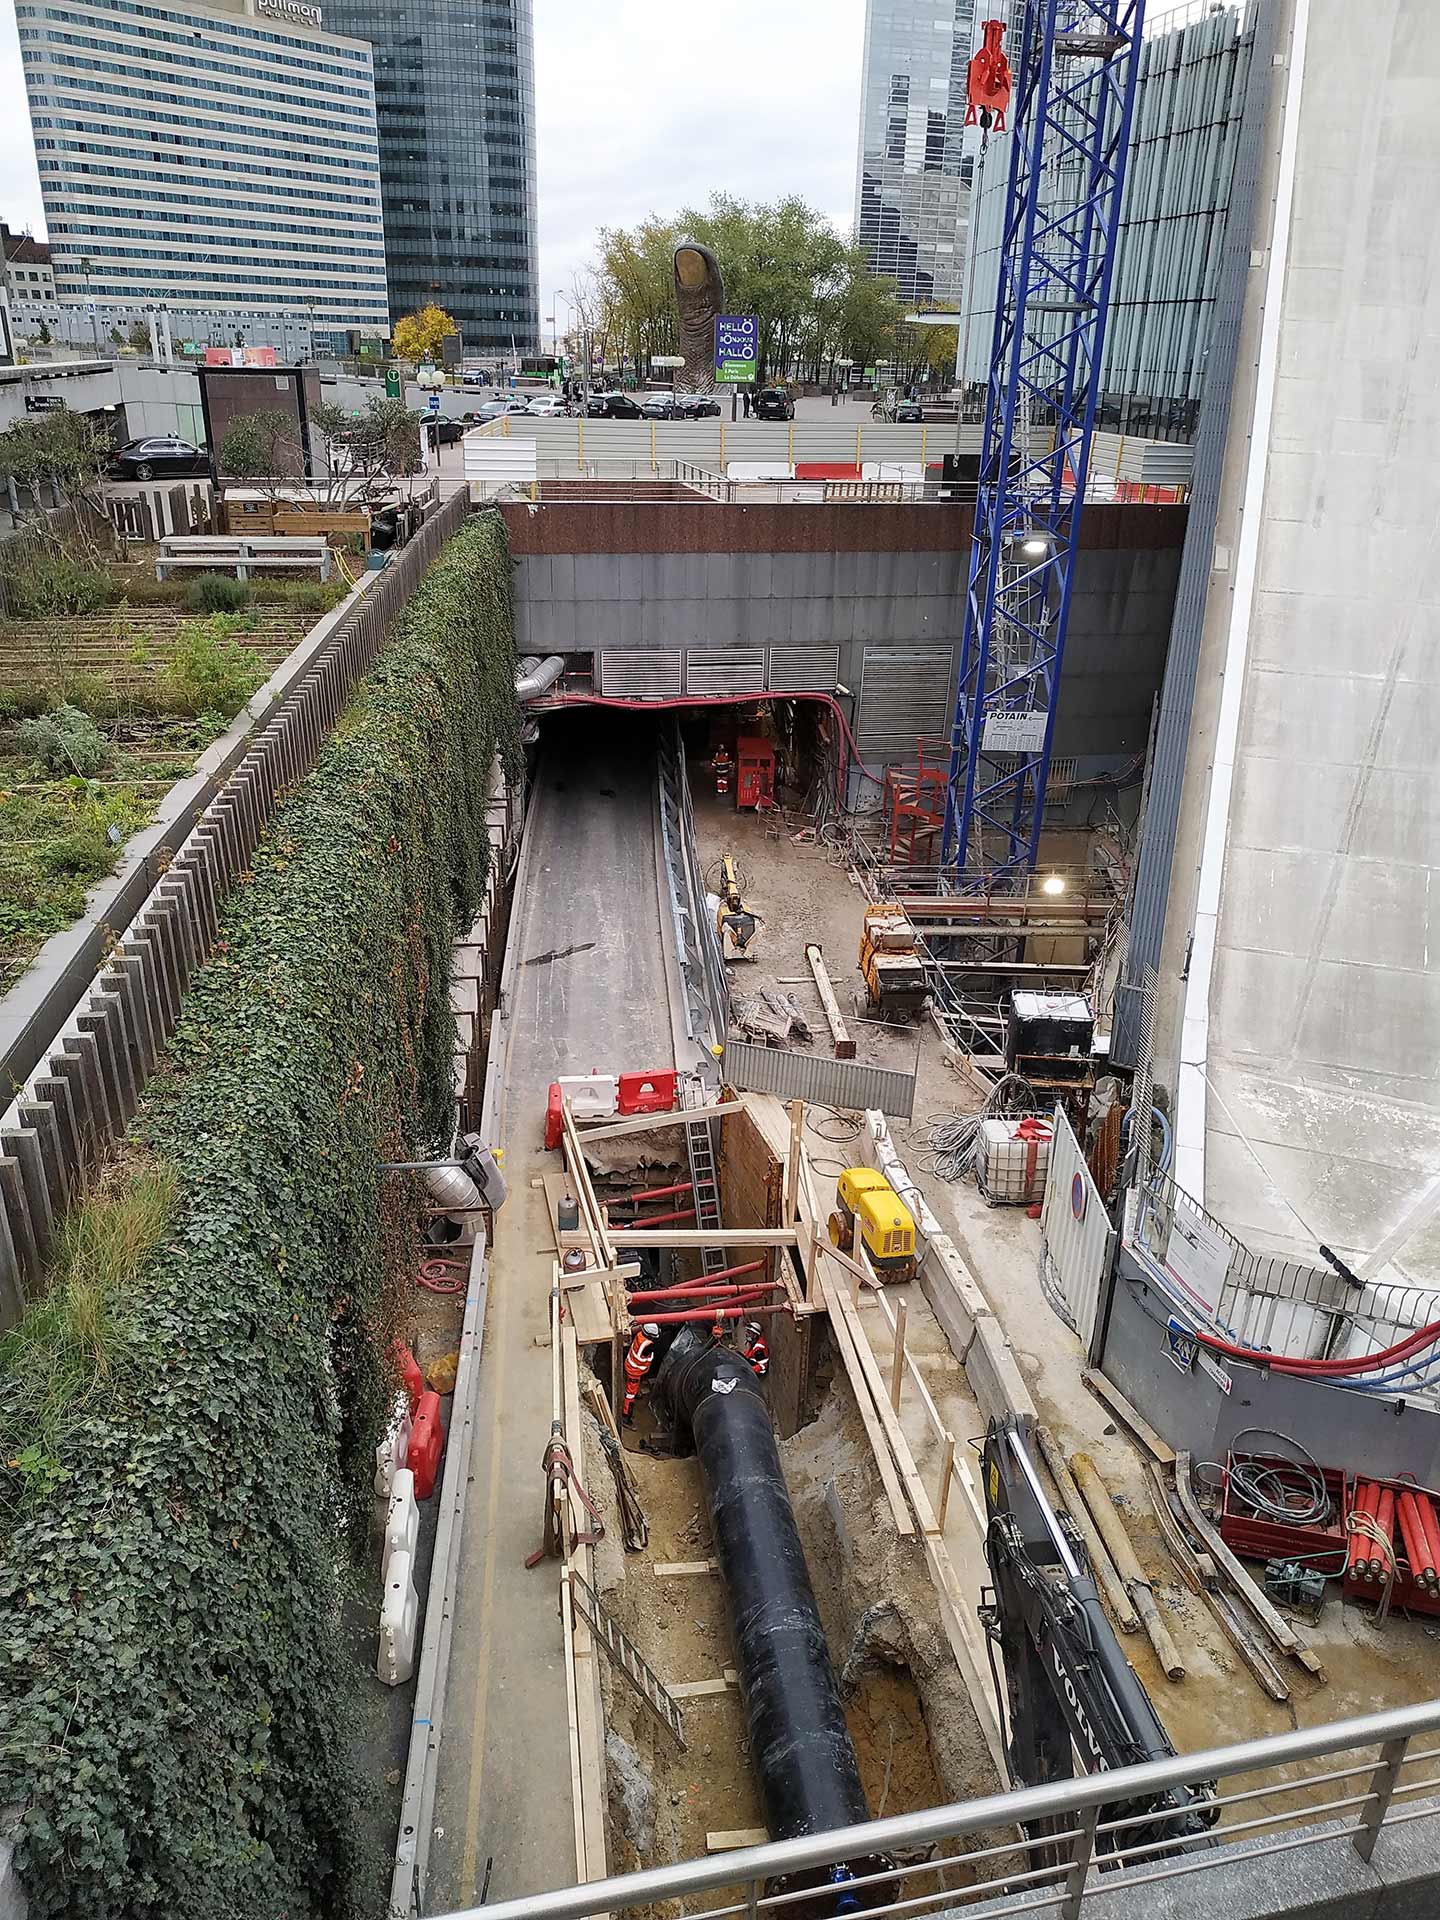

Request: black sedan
left=751, top=388, right=794, bottom=421
left=425, top=415, right=467, bottom=445
left=677, top=393, right=722, bottom=418
left=108, top=435, right=210, bottom=480
left=583, top=393, right=642, bottom=419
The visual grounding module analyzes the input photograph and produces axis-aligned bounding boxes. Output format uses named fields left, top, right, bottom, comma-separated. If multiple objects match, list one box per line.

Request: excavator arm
left=979, top=1418, right=1217, bottom=1857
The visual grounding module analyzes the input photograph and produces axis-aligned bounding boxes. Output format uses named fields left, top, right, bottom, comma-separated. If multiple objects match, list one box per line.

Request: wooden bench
left=155, top=535, right=332, bottom=582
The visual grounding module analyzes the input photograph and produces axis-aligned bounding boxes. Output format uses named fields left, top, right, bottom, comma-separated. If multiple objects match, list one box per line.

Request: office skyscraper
left=16, top=0, right=388, bottom=341
left=325, top=0, right=539, bottom=353
left=854, top=1, right=976, bottom=307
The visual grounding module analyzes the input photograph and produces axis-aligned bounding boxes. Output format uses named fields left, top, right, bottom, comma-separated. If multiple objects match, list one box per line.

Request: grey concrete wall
left=1099, top=1248, right=1440, bottom=1485
left=513, top=542, right=1181, bottom=762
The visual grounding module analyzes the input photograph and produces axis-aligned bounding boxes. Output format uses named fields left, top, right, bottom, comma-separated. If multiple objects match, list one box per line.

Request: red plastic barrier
left=545, top=1081, right=564, bottom=1151
left=617, top=1069, right=677, bottom=1115
left=409, top=1391, right=445, bottom=1500
left=795, top=461, right=861, bottom=480
left=392, top=1341, right=425, bottom=1413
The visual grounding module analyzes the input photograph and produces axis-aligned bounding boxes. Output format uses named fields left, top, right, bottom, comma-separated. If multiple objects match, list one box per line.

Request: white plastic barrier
left=373, top=1400, right=413, bottom=1498
left=558, top=1071, right=618, bottom=1120
left=377, top=1546, right=420, bottom=1686
left=383, top=1467, right=419, bottom=1579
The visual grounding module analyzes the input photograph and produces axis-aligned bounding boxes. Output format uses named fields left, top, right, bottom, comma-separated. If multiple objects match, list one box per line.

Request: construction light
left=1021, top=536, right=1049, bottom=557
left=1041, top=874, right=1066, bottom=895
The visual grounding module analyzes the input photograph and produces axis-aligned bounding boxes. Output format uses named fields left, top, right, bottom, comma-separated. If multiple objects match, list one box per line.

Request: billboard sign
left=714, top=313, right=758, bottom=384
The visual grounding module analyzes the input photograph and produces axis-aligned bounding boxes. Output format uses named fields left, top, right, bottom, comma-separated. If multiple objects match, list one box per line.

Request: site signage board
left=714, top=314, right=758, bottom=384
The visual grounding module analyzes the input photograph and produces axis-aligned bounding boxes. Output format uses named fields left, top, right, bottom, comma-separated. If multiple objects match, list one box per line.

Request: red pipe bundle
left=643, top=1301, right=788, bottom=1326
left=608, top=1181, right=694, bottom=1205
left=1396, top=1491, right=1438, bottom=1590
left=1348, top=1481, right=1379, bottom=1582
left=1416, top=1492, right=1440, bottom=1588
left=1371, top=1487, right=1396, bottom=1581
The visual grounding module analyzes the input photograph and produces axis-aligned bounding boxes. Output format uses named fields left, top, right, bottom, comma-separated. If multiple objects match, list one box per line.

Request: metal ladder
left=569, top=1568, right=686, bottom=1748
left=685, top=1108, right=728, bottom=1279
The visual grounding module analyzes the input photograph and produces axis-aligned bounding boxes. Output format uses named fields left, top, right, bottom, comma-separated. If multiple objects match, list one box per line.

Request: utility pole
left=80, top=256, right=101, bottom=355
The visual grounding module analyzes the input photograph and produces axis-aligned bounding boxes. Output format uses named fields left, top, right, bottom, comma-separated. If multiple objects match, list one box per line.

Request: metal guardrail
left=722, top=1038, right=916, bottom=1121
left=0, top=487, right=470, bottom=1324
left=428, top=1695, right=1440, bottom=1920
left=656, top=725, right=729, bottom=1069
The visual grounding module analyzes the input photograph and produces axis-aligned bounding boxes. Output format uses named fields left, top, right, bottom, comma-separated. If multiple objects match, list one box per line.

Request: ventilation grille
left=597, top=650, right=683, bottom=698
left=684, top=650, right=767, bottom=696
left=856, top=647, right=954, bottom=763
left=767, top=646, right=841, bottom=692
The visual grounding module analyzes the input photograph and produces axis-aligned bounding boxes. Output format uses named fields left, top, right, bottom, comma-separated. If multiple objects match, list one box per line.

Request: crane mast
left=942, top=1, right=1146, bottom=879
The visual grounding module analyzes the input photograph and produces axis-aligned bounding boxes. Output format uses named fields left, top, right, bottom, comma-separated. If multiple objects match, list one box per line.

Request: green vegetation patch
left=0, top=512, right=519, bottom=1919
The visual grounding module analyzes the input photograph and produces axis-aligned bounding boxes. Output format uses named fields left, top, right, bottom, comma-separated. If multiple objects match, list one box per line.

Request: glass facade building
left=853, top=0, right=977, bottom=307
left=324, top=0, right=539, bottom=353
left=16, top=0, right=389, bottom=336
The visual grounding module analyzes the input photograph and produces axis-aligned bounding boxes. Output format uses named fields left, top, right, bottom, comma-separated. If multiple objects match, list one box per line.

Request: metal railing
left=656, top=724, right=728, bottom=1067
left=427, top=1697, right=1440, bottom=1920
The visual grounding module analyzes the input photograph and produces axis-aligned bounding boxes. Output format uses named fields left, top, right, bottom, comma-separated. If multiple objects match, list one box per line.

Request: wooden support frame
left=580, top=1100, right=745, bottom=1145
left=606, top=1226, right=800, bottom=1248
left=805, top=942, right=856, bottom=1058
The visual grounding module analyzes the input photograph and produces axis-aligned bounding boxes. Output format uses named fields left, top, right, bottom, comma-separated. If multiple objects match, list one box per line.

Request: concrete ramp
left=1175, top=0, right=1440, bottom=1297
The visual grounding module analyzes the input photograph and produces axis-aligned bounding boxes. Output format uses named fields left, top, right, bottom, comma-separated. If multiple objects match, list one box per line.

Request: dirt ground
left=690, top=776, right=1440, bottom=1803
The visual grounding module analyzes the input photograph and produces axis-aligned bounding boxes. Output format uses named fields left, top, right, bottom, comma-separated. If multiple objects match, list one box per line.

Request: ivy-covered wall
left=0, top=512, right=520, bottom=1919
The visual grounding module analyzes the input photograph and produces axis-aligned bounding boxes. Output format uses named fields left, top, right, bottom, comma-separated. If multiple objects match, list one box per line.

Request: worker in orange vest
left=621, top=1321, right=660, bottom=1421
left=742, top=1320, right=770, bottom=1378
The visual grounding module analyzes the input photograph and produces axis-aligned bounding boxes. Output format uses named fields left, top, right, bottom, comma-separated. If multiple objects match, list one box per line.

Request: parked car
left=108, top=435, right=209, bottom=480
left=426, top=416, right=467, bottom=445
left=584, top=392, right=643, bottom=419
left=677, top=393, right=722, bottom=418
left=523, top=395, right=566, bottom=417
left=751, top=387, right=794, bottom=422
left=473, top=397, right=532, bottom=422
left=640, top=391, right=682, bottom=418
left=893, top=398, right=924, bottom=423
left=461, top=368, right=492, bottom=388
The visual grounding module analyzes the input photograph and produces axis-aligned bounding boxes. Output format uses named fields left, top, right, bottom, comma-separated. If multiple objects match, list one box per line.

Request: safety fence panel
left=1038, top=1104, right=1115, bottom=1352
left=721, top=1041, right=915, bottom=1120
left=0, top=488, right=471, bottom=1327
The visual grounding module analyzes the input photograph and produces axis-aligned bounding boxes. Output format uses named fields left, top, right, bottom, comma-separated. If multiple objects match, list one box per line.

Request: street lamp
left=79, top=256, right=100, bottom=354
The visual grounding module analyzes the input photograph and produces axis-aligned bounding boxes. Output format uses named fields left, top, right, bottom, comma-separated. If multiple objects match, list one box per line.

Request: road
left=423, top=715, right=676, bottom=1911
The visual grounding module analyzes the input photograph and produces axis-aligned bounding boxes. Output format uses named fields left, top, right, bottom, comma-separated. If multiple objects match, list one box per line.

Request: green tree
left=391, top=303, right=459, bottom=364
left=588, top=195, right=906, bottom=388
left=217, top=409, right=304, bottom=497
left=312, top=395, right=422, bottom=503
left=35, top=318, right=52, bottom=346
left=0, top=410, right=111, bottom=508
left=126, top=317, right=152, bottom=353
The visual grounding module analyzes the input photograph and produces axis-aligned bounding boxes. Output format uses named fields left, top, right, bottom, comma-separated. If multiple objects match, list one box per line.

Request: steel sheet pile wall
left=964, top=3, right=1256, bottom=434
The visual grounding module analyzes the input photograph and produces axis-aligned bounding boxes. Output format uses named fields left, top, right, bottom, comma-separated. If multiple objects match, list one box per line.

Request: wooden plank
left=865, top=1280, right=948, bottom=1443
left=707, top=1830, right=768, bottom=1853
left=821, top=1260, right=1008, bottom=1782
left=654, top=1560, right=718, bottom=1578
left=1081, top=1368, right=1176, bottom=1467
left=567, top=1279, right=614, bottom=1346
left=805, top=943, right=856, bottom=1058
left=784, top=1098, right=803, bottom=1226
left=889, top=1297, right=907, bottom=1413
left=817, top=1265, right=916, bottom=1541
left=581, top=1101, right=745, bottom=1145
left=670, top=1669, right=739, bottom=1700
left=1174, top=1452, right=1326, bottom=1681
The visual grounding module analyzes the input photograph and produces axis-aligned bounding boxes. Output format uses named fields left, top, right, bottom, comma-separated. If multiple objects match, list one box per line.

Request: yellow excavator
left=715, top=855, right=761, bottom=962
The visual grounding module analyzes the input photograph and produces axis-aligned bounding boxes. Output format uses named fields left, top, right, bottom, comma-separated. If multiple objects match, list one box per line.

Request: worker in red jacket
left=742, top=1320, right=770, bottom=1378
left=622, top=1321, right=660, bottom=1421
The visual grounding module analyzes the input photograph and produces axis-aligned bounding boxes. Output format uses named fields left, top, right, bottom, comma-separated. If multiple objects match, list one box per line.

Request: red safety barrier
left=545, top=1082, right=564, bottom=1151
left=617, top=1068, right=677, bottom=1115
left=409, top=1391, right=445, bottom=1500
left=392, top=1341, right=425, bottom=1413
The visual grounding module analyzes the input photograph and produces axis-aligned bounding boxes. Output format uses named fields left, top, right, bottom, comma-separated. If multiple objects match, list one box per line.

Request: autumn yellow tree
left=391, top=303, right=460, bottom=363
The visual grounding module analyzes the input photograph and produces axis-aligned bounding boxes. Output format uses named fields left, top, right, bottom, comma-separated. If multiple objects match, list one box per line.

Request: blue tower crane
left=941, top=0, right=1146, bottom=880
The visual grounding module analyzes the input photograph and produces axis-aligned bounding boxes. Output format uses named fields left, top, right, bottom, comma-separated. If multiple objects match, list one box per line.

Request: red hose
left=418, top=1258, right=467, bottom=1294
left=640, top=1302, right=787, bottom=1326
left=1197, top=1316, right=1440, bottom=1378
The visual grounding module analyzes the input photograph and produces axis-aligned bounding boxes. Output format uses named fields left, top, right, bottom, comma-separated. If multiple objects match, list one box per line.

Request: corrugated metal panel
left=722, top=1041, right=915, bottom=1120
left=462, top=437, right=538, bottom=487
left=857, top=646, right=953, bottom=764
left=596, top=651, right=683, bottom=697
left=1039, top=1105, right=1115, bottom=1350
left=684, top=650, right=767, bottom=696
left=767, top=646, right=841, bottom=692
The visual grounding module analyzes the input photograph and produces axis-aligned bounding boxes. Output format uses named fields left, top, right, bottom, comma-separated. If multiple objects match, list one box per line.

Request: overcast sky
left=0, top=0, right=869, bottom=324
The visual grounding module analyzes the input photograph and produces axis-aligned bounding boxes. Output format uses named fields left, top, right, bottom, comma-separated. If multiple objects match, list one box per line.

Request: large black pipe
left=656, top=1327, right=886, bottom=1912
